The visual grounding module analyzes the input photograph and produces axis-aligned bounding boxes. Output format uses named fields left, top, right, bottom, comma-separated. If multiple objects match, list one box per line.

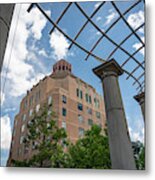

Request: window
left=24, top=100, right=27, bottom=109
left=29, top=109, right=33, bottom=117
left=78, top=115, right=84, bottom=123
left=48, top=96, right=52, bottom=105
left=62, top=121, right=66, bottom=130
left=77, top=103, right=83, bottom=111
left=87, top=107, right=92, bottom=115
left=76, top=88, right=79, bottom=97
left=79, top=128, right=84, bottom=137
left=21, top=124, right=25, bottom=133
left=80, top=90, right=83, bottom=99
left=89, top=95, right=92, bottom=104
left=96, top=111, right=101, bottom=119
left=62, top=95, right=67, bottom=104
left=32, top=141, right=38, bottom=150
left=30, top=96, right=34, bottom=106
left=62, top=108, right=67, bottom=116
left=22, top=114, right=26, bottom=121
left=20, top=136, right=24, bottom=144
left=88, top=119, right=93, bottom=126
left=48, top=110, right=52, bottom=116
left=36, top=104, right=40, bottom=112
left=77, top=89, right=83, bottom=99
left=94, top=98, right=100, bottom=108
left=85, top=93, right=89, bottom=102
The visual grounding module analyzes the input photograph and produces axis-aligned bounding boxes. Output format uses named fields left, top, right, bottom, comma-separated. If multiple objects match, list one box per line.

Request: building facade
left=7, top=59, right=106, bottom=165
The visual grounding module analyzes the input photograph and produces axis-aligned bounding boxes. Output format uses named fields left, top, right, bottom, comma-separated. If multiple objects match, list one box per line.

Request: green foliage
left=13, top=105, right=69, bottom=167
left=132, top=141, right=145, bottom=170
left=12, top=105, right=111, bottom=169
left=68, top=125, right=111, bottom=169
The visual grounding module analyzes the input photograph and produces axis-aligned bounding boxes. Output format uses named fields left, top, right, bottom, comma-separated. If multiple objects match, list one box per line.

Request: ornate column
left=134, top=92, right=145, bottom=121
left=93, top=59, right=136, bottom=170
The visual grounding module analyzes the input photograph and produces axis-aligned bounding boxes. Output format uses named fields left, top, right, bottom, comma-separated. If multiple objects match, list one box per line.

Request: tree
left=12, top=105, right=69, bottom=168
left=68, top=125, right=111, bottom=169
left=132, top=141, right=145, bottom=170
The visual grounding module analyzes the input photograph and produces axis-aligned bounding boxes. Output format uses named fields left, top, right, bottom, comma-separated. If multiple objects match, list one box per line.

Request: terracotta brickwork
left=7, top=59, right=106, bottom=165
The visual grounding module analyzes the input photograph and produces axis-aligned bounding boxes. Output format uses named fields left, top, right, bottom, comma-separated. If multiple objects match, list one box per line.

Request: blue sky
left=0, top=1, right=145, bottom=166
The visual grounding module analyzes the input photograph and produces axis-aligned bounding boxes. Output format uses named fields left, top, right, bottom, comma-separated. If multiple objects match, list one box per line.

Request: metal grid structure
left=27, top=0, right=145, bottom=93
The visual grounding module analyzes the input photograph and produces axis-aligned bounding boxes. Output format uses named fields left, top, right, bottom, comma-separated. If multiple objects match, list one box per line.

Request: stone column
left=134, top=92, right=145, bottom=121
left=93, top=59, right=136, bottom=170
left=0, top=4, right=15, bottom=72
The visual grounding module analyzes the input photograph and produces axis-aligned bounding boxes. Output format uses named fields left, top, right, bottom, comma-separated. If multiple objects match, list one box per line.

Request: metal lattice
left=27, top=1, right=145, bottom=93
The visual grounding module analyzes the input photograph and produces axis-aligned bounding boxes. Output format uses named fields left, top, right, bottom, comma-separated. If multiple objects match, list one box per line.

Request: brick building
left=7, top=59, right=106, bottom=165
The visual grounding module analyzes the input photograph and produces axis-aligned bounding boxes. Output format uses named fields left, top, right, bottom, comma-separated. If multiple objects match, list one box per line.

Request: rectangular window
left=24, top=100, right=27, bottom=109
left=77, top=103, right=83, bottom=111
left=29, top=109, right=33, bottom=117
left=96, top=111, right=101, bottom=119
left=78, top=115, right=84, bottom=123
left=87, top=107, right=92, bottom=115
left=79, top=128, right=84, bottom=137
left=30, top=96, right=33, bottom=106
left=21, top=124, right=25, bottom=133
left=88, top=119, right=93, bottom=126
left=48, top=96, right=52, bottom=105
left=80, top=90, right=83, bottom=99
left=62, top=121, right=66, bottom=130
left=36, top=104, right=40, bottom=112
left=22, top=114, right=26, bottom=121
left=62, top=95, right=67, bottom=104
left=20, top=136, right=24, bottom=144
left=89, top=95, right=92, bottom=104
left=85, top=93, right=89, bottom=102
left=76, top=88, right=79, bottom=97
left=62, top=108, right=67, bottom=116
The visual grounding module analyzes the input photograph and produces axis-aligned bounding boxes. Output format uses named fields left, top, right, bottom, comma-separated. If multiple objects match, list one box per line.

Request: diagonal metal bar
left=85, top=0, right=142, bottom=61
left=27, top=3, right=105, bottom=63
left=136, top=80, right=144, bottom=91
left=75, top=2, right=144, bottom=70
left=49, top=2, right=72, bottom=35
left=107, top=22, right=144, bottom=60
left=123, top=69, right=142, bottom=90
left=125, top=60, right=144, bottom=81
left=68, top=1, right=105, bottom=50
left=133, top=72, right=145, bottom=85
left=121, top=45, right=144, bottom=70
left=112, top=1, right=144, bottom=46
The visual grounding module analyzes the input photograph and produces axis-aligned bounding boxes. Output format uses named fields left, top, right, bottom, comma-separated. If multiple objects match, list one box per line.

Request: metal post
left=0, top=4, right=14, bottom=72
left=93, top=59, right=136, bottom=170
left=134, top=92, right=145, bottom=121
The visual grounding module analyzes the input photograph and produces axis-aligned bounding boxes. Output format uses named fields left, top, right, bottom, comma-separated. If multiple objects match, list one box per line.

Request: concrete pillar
left=134, top=92, right=145, bottom=121
left=0, top=4, right=15, bottom=73
left=93, top=59, right=136, bottom=170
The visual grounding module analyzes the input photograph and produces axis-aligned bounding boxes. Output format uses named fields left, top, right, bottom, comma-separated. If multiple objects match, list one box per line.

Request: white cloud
left=96, top=16, right=102, bottom=22
left=129, top=126, right=144, bottom=144
left=0, top=91, right=5, bottom=106
left=132, top=36, right=144, bottom=56
left=38, top=48, right=48, bottom=57
left=2, top=4, right=50, bottom=97
left=1, top=115, right=12, bottom=149
left=49, top=30, right=70, bottom=60
left=127, top=10, right=144, bottom=33
left=104, top=9, right=118, bottom=26
left=94, top=2, right=102, bottom=9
